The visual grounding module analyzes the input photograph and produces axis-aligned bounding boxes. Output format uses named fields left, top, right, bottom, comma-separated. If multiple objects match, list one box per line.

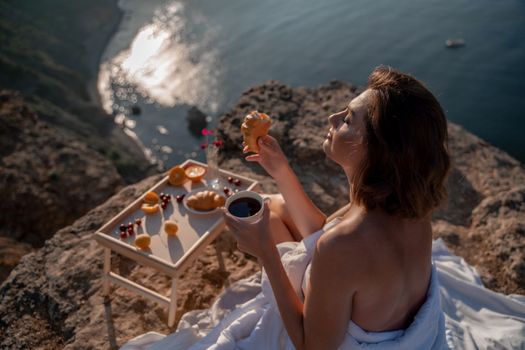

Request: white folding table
left=94, top=159, right=259, bottom=326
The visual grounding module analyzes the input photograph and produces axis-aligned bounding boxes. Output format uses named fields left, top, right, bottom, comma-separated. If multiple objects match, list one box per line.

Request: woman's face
left=322, top=89, right=372, bottom=172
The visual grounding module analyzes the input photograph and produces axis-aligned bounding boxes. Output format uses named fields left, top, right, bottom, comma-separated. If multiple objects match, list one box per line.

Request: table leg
left=215, top=244, right=230, bottom=287
left=102, top=248, right=111, bottom=296
left=215, top=244, right=226, bottom=273
left=168, top=278, right=177, bottom=327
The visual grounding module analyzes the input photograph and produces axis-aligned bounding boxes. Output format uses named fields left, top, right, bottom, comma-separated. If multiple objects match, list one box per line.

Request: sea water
left=98, top=0, right=525, bottom=168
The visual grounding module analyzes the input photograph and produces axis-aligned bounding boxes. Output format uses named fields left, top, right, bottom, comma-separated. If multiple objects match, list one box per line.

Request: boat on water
left=446, top=38, right=466, bottom=48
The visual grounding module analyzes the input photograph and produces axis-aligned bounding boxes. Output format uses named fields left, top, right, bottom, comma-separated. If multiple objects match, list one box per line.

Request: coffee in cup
left=225, top=191, right=265, bottom=223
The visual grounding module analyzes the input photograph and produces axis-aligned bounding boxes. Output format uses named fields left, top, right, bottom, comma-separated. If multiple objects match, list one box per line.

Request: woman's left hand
left=222, top=200, right=274, bottom=260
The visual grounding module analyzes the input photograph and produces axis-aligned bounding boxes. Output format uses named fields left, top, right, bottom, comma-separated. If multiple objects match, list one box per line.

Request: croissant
left=187, top=190, right=225, bottom=211
left=241, top=111, right=271, bottom=153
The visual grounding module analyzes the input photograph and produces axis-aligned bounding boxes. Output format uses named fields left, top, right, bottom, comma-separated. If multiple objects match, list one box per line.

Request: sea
left=97, top=0, right=525, bottom=169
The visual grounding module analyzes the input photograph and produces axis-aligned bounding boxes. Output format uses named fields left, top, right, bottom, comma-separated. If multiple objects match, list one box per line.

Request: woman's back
left=323, top=208, right=433, bottom=332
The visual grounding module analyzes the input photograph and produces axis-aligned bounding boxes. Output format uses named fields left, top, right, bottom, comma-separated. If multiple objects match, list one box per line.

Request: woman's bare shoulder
left=319, top=212, right=431, bottom=277
left=320, top=212, right=379, bottom=247
left=316, top=213, right=393, bottom=278
left=316, top=217, right=374, bottom=273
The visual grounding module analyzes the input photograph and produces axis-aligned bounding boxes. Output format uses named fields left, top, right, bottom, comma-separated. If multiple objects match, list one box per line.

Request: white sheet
left=121, top=232, right=525, bottom=350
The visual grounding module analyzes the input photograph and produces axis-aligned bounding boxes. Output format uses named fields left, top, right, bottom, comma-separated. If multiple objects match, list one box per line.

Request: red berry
left=135, top=218, right=142, bottom=226
left=119, top=224, right=127, bottom=232
left=234, top=178, right=241, bottom=186
left=223, top=187, right=230, bottom=194
left=227, top=176, right=233, bottom=183
left=127, top=222, right=133, bottom=229
left=120, top=232, right=127, bottom=239
left=176, top=194, right=185, bottom=203
left=165, top=194, right=171, bottom=200
left=161, top=202, right=168, bottom=209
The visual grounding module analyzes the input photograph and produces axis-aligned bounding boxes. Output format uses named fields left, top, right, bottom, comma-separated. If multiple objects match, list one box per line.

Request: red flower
left=213, top=140, right=223, bottom=147
left=201, top=128, right=214, bottom=136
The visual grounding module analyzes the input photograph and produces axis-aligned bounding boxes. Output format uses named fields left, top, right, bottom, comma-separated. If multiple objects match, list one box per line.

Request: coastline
left=0, top=0, right=153, bottom=288
left=0, top=0, right=155, bottom=183
left=84, top=0, right=123, bottom=110
left=83, top=0, right=155, bottom=170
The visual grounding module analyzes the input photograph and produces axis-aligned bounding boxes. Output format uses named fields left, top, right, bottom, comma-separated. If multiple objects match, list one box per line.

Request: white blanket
left=121, top=220, right=525, bottom=350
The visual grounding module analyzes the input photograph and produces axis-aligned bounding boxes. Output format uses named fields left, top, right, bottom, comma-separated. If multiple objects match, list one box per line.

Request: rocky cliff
left=0, top=81, right=523, bottom=349
left=0, top=0, right=155, bottom=287
left=0, top=0, right=152, bottom=182
left=0, top=90, right=123, bottom=282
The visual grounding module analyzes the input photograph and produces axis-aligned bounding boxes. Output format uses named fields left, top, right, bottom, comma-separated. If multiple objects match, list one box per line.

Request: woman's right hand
left=243, top=135, right=290, bottom=180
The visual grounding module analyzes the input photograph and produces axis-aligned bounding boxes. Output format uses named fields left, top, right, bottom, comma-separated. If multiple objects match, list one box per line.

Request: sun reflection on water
left=97, top=1, right=222, bottom=168
left=99, top=2, right=221, bottom=114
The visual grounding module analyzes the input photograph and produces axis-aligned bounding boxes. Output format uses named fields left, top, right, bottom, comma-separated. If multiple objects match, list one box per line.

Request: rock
left=0, top=237, right=32, bottom=283
left=187, top=106, right=208, bottom=137
left=131, top=105, right=141, bottom=116
left=1, top=81, right=524, bottom=349
left=0, top=90, right=123, bottom=281
left=0, top=0, right=154, bottom=184
left=468, top=187, right=525, bottom=290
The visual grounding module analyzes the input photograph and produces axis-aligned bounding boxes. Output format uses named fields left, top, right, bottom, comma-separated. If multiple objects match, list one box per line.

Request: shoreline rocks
left=0, top=0, right=154, bottom=184
left=0, top=0, right=155, bottom=283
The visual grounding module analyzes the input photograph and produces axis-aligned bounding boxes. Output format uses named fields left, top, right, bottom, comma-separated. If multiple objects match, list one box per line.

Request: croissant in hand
left=241, top=111, right=272, bottom=153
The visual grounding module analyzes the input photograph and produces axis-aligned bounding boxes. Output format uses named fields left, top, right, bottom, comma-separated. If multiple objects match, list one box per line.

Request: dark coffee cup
left=225, top=191, right=264, bottom=223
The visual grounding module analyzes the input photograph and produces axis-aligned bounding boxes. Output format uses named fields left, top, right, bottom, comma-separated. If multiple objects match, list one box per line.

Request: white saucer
left=182, top=188, right=223, bottom=215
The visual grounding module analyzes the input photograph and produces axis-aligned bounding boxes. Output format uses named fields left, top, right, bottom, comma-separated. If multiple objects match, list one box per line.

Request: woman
left=224, top=65, right=450, bottom=349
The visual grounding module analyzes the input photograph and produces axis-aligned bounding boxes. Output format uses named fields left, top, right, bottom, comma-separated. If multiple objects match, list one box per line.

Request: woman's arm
left=273, top=163, right=328, bottom=238
left=259, top=244, right=305, bottom=348
left=223, top=204, right=356, bottom=350
left=259, top=230, right=355, bottom=350
left=245, top=136, right=327, bottom=237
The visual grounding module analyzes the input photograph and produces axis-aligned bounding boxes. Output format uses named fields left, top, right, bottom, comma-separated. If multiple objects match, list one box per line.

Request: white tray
left=94, top=159, right=259, bottom=277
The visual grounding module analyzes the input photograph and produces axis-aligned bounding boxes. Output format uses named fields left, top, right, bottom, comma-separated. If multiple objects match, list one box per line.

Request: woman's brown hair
left=351, top=66, right=450, bottom=218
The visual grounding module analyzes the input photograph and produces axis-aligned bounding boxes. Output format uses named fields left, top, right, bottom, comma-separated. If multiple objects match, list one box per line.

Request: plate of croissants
left=183, top=188, right=226, bottom=215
